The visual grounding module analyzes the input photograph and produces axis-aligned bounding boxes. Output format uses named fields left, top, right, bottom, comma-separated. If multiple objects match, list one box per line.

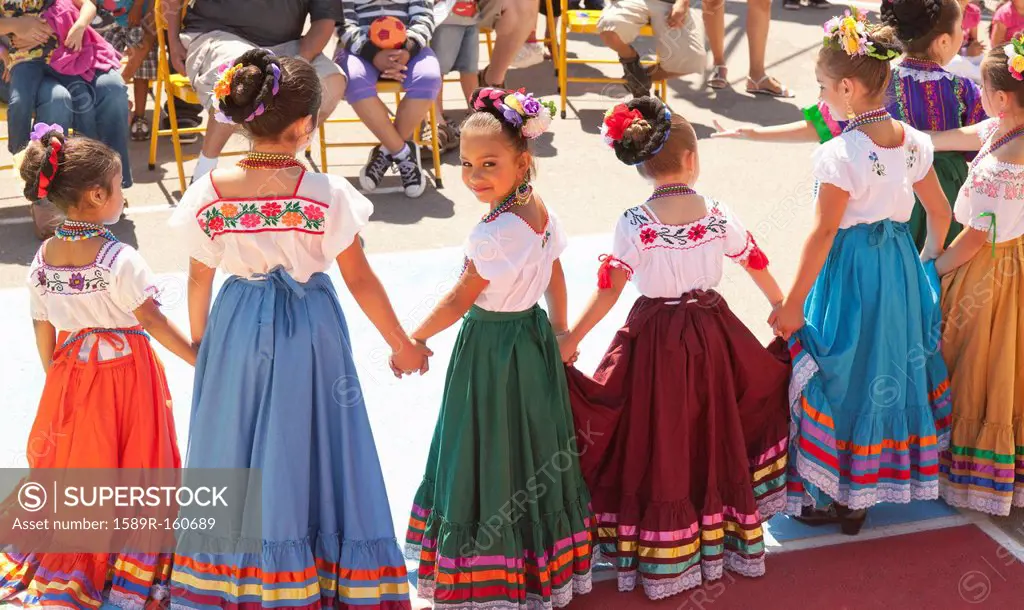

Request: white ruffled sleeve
left=465, top=217, right=532, bottom=282
left=110, top=245, right=161, bottom=314
left=26, top=251, right=48, bottom=321
left=168, top=176, right=224, bottom=268
left=719, top=202, right=769, bottom=269
left=812, top=137, right=862, bottom=197
left=905, top=125, right=935, bottom=184
left=322, top=175, right=374, bottom=260
left=610, top=213, right=640, bottom=271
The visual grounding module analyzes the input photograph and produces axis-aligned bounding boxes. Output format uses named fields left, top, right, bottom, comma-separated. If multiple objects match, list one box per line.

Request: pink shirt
left=962, top=2, right=981, bottom=34
left=994, top=2, right=1024, bottom=41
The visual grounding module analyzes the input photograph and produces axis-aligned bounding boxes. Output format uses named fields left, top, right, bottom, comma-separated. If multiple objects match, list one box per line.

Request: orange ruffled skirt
left=0, top=329, right=181, bottom=609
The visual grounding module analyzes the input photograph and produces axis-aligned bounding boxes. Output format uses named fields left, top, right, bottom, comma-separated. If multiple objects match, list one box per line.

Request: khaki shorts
left=598, top=0, right=705, bottom=75
left=477, top=0, right=504, bottom=31
left=181, top=30, right=345, bottom=109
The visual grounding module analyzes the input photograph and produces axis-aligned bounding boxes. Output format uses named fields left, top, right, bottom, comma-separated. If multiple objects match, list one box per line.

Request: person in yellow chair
left=164, top=0, right=346, bottom=183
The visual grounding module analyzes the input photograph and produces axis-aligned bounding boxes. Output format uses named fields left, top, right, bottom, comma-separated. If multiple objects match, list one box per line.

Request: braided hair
left=461, top=87, right=555, bottom=180
left=17, top=130, right=121, bottom=212
left=214, top=49, right=321, bottom=140
left=881, top=0, right=961, bottom=58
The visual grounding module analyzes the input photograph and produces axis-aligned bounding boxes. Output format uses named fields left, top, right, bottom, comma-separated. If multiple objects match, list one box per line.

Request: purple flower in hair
left=30, top=123, right=63, bottom=142
left=498, top=103, right=523, bottom=126
left=521, top=95, right=541, bottom=116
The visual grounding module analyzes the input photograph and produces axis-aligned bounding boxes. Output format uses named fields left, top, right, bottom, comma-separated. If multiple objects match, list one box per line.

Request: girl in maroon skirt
left=557, top=96, right=792, bottom=601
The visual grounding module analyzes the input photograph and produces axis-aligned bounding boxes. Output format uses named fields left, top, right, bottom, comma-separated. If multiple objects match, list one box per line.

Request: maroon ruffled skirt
left=566, top=290, right=790, bottom=600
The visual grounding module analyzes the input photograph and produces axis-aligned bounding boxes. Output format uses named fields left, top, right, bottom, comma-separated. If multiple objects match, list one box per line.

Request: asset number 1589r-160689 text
left=115, top=517, right=217, bottom=530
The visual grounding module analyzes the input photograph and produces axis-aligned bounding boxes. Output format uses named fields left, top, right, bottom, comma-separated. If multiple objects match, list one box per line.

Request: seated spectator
left=164, top=0, right=345, bottom=182
left=339, top=0, right=442, bottom=198
left=428, top=0, right=479, bottom=155
left=598, top=0, right=705, bottom=97
left=1, top=0, right=130, bottom=189
left=93, top=0, right=158, bottom=141
left=477, top=0, right=539, bottom=87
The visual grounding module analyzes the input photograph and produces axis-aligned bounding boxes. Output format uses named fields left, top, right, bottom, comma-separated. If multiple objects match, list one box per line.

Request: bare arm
left=935, top=226, right=989, bottom=276
left=712, top=119, right=820, bottom=143
left=770, top=183, right=848, bottom=339
left=743, top=264, right=784, bottom=307
left=566, top=269, right=626, bottom=348
left=298, top=19, right=335, bottom=62
left=33, top=320, right=56, bottom=373
left=336, top=238, right=428, bottom=372
left=134, top=299, right=197, bottom=365
left=545, top=259, right=569, bottom=333
left=186, top=258, right=216, bottom=345
left=927, top=125, right=984, bottom=152
left=412, top=264, right=488, bottom=342
left=74, top=0, right=96, bottom=25
left=913, top=168, right=953, bottom=260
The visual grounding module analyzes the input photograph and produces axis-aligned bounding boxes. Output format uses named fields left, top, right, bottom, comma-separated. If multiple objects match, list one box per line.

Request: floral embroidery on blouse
left=970, top=166, right=1024, bottom=199
left=906, top=143, right=919, bottom=170
left=198, top=200, right=327, bottom=238
left=626, top=207, right=729, bottom=251
left=869, top=151, right=886, bottom=176
left=35, top=268, right=110, bottom=294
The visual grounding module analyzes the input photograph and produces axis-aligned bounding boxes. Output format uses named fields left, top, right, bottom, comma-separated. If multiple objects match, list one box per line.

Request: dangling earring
left=999, top=111, right=1007, bottom=119
left=514, top=178, right=533, bottom=205
left=845, top=100, right=856, bottom=120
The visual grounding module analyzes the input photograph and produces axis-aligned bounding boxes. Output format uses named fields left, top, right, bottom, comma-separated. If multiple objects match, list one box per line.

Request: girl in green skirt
left=400, top=87, right=595, bottom=609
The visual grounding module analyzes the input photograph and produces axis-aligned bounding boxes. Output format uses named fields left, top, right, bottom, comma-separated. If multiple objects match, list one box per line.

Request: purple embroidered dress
left=887, top=56, right=987, bottom=248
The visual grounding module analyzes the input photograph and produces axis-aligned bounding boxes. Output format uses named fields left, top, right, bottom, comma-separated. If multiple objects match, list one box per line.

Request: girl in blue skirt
left=168, top=49, right=428, bottom=609
left=771, top=13, right=954, bottom=535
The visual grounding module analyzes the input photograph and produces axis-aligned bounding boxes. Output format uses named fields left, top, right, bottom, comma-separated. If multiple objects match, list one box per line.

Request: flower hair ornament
left=471, top=87, right=557, bottom=139
left=600, top=99, right=672, bottom=166
left=1006, top=34, right=1024, bottom=81
left=213, top=53, right=283, bottom=124
left=823, top=8, right=900, bottom=61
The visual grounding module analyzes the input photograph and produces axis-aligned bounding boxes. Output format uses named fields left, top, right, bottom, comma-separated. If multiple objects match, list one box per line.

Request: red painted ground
left=571, top=525, right=1024, bottom=610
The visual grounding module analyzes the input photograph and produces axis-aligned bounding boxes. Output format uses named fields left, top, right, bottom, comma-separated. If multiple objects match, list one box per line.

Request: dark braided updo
left=216, top=49, right=321, bottom=140
left=18, top=130, right=121, bottom=211
left=880, top=0, right=961, bottom=57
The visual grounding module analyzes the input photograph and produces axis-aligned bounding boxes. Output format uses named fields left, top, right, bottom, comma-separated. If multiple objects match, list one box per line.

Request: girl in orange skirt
left=0, top=126, right=195, bottom=609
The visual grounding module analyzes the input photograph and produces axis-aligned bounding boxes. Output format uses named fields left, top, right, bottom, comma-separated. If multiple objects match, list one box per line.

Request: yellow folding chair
left=557, top=3, right=666, bottom=119
left=150, top=0, right=247, bottom=193
left=0, top=103, right=12, bottom=172
left=318, top=81, right=444, bottom=190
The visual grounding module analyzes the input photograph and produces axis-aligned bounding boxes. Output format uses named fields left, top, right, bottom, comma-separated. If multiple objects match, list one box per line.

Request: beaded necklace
left=646, top=183, right=697, bottom=202
left=842, top=108, right=889, bottom=133
left=971, top=123, right=1024, bottom=170
left=54, top=219, right=118, bottom=243
left=461, top=182, right=534, bottom=274
left=237, top=151, right=305, bottom=171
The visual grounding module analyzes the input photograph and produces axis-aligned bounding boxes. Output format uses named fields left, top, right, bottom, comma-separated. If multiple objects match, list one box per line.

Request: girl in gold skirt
left=931, top=40, right=1024, bottom=516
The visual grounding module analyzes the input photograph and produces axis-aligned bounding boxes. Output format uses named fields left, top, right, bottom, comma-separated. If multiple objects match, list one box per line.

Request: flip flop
left=746, top=75, right=795, bottom=98
left=707, top=65, right=729, bottom=89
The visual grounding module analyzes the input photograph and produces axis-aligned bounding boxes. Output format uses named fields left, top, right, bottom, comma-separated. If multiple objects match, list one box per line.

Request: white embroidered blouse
left=605, top=198, right=766, bottom=299
left=812, top=122, right=935, bottom=228
left=955, top=119, right=1024, bottom=243
left=27, top=240, right=159, bottom=331
left=465, top=207, right=568, bottom=312
left=169, top=171, right=372, bottom=282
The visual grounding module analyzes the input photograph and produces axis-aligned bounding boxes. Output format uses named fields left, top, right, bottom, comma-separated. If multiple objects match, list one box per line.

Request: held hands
left=556, top=332, right=580, bottom=366
left=389, top=336, right=433, bottom=378
left=711, top=119, right=754, bottom=139
left=64, top=22, right=86, bottom=52
left=767, top=299, right=804, bottom=341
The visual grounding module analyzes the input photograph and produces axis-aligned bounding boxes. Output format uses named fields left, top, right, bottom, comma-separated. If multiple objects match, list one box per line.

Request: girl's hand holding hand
left=64, top=22, right=86, bottom=52
left=556, top=332, right=580, bottom=365
left=769, top=299, right=804, bottom=341
left=710, top=119, right=753, bottom=139
left=390, top=338, right=433, bottom=378
left=920, top=245, right=942, bottom=263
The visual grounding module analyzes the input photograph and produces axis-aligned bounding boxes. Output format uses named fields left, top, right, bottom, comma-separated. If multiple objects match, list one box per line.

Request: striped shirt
left=340, top=0, right=435, bottom=61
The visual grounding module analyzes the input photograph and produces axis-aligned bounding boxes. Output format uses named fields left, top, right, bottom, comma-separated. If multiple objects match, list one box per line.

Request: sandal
left=478, top=65, right=506, bottom=88
left=707, top=65, right=729, bottom=89
left=130, top=115, right=151, bottom=141
left=746, top=74, right=795, bottom=98
left=420, top=121, right=460, bottom=160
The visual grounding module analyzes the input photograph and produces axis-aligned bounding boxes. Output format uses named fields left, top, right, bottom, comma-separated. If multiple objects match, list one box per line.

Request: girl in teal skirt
left=402, top=87, right=595, bottom=609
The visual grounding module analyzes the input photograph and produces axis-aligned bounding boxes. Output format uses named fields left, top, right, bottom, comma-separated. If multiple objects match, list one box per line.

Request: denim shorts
left=431, top=23, right=481, bottom=75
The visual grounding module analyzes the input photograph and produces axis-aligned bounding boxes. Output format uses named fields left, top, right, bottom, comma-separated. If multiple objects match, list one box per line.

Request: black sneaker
left=621, top=55, right=652, bottom=98
left=394, top=143, right=427, bottom=198
left=783, top=0, right=801, bottom=9
left=806, top=0, right=830, bottom=8
left=360, top=145, right=393, bottom=192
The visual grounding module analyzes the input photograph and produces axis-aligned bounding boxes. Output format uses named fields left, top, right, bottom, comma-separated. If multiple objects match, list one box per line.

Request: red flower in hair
left=603, top=104, right=644, bottom=143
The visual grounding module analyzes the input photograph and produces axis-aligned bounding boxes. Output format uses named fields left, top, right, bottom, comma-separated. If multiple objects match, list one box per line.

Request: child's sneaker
left=360, top=145, right=393, bottom=192
left=620, top=56, right=651, bottom=97
left=512, top=42, right=546, bottom=69
left=394, top=143, right=427, bottom=198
